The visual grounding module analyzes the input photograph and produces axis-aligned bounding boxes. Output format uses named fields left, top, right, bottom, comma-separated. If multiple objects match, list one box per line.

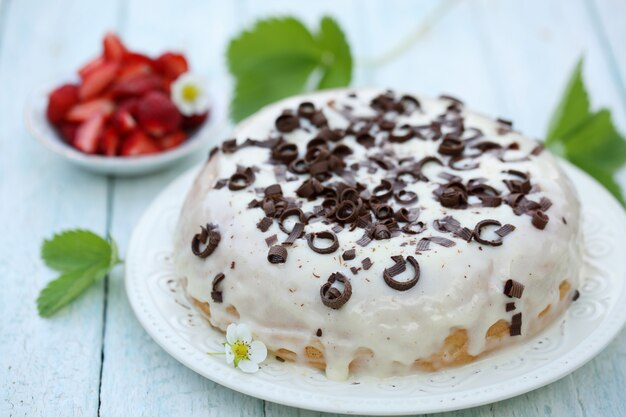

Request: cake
left=173, top=89, right=583, bottom=381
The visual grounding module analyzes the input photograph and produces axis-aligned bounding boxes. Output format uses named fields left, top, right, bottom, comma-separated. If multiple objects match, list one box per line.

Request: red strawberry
left=154, top=52, right=188, bottom=80
left=74, top=114, right=105, bottom=154
left=110, top=73, right=164, bottom=98
left=78, top=56, right=105, bottom=80
left=103, top=33, right=127, bottom=62
left=137, top=91, right=181, bottom=137
left=182, top=111, right=209, bottom=130
left=120, top=130, right=160, bottom=156
left=117, top=97, right=140, bottom=117
left=47, top=84, right=79, bottom=124
left=113, top=108, right=137, bottom=134
left=100, top=126, right=121, bottom=156
left=158, top=131, right=187, bottom=150
left=58, top=122, right=79, bottom=143
left=66, top=99, right=114, bottom=122
left=79, top=61, right=119, bottom=100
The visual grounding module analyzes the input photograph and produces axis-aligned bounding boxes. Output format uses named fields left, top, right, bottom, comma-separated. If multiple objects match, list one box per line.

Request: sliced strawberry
left=74, top=115, right=105, bottom=154
left=117, top=97, right=140, bottom=117
left=47, top=84, right=80, bottom=124
left=137, top=91, right=181, bottom=137
left=154, top=52, right=188, bottom=80
left=117, top=61, right=152, bottom=81
left=182, top=111, right=209, bottom=130
left=158, top=131, right=187, bottom=150
left=113, top=108, right=137, bottom=134
left=78, top=56, right=105, bottom=80
left=120, top=130, right=160, bottom=156
left=103, top=33, right=127, bottom=62
left=66, top=99, right=114, bottom=122
left=100, top=126, right=121, bottom=156
left=58, top=122, right=79, bottom=143
left=110, top=73, right=164, bottom=98
left=79, top=61, right=119, bottom=100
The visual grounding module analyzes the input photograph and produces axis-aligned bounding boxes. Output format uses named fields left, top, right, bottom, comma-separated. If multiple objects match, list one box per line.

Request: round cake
left=173, top=89, right=583, bottom=381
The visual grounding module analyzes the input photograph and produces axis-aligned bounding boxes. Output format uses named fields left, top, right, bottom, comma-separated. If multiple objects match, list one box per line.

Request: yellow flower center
left=232, top=341, right=250, bottom=364
left=181, top=84, right=200, bottom=102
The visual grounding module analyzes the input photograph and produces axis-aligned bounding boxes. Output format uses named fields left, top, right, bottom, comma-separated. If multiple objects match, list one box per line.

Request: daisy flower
left=171, top=72, right=211, bottom=116
left=223, top=323, right=267, bottom=373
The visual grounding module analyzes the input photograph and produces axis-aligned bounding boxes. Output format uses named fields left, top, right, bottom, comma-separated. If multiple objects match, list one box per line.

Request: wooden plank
left=98, top=1, right=262, bottom=416
left=0, top=0, right=121, bottom=416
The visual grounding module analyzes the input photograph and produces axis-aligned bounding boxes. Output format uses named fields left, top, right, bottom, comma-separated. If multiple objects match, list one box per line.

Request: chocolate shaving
left=316, top=328, right=323, bottom=337
left=572, top=290, right=580, bottom=301
left=531, top=210, right=549, bottom=230
left=438, top=136, right=465, bottom=156
left=506, top=302, right=516, bottom=312
left=211, top=273, right=225, bottom=303
left=495, top=224, right=516, bottom=237
left=395, top=189, right=418, bottom=205
left=191, top=224, right=221, bottom=258
left=510, top=312, right=522, bottom=336
left=362, top=257, right=373, bottom=270
left=275, top=113, right=299, bottom=132
left=356, top=232, right=372, bottom=247
left=539, top=197, right=552, bottom=212
left=454, top=227, right=474, bottom=242
left=531, top=144, right=544, bottom=156
left=267, top=245, right=288, bottom=264
left=350, top=266, right=360, bottom=275
left=228, top=172, right=252, bottom=191
left=257, top=217, right=273, bottom=232
left=214, top=179, right=228, bottom=189
left=473, top=219, right=503, bottom=246
left=320, top=272, right=352, bottom=309
left=272, top=143, right=299, bottom=163
left=383, top=255, right=420, bottom=291
left=278, top=207, right=306, bottom=234
left=265, top=234, right=278, bottom=247
left=504, top=279, right=525, bottom=299
left=356, top=133, right=376, bottom=148
left=402, top=221, right=426, bottom=235
left=306, top=231, right=339, bottom=254
left=332, top=224, right=344, bottom=233
left=342, top=249, right=356, bottom=260
left=284, top=222, right=305, bottom=245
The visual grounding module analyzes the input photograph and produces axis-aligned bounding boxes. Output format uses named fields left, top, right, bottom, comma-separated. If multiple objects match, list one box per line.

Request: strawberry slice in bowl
left=25, top=32, right=226, bottom=176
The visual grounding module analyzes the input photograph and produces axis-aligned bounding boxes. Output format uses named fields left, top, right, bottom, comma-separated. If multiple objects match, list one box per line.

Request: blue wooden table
left=1, top=1, right=625, bottom=416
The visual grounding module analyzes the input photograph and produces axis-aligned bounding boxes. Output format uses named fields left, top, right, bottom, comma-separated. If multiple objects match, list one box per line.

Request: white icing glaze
left=173, top=89, right=583, bottom=381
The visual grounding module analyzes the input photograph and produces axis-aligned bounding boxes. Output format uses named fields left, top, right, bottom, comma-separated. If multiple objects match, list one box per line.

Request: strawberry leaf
left=38, top=230, right=121, bottom=317
left=227, top=16, right=352, bottom=122
left=545, top=58, right=626, bottom=207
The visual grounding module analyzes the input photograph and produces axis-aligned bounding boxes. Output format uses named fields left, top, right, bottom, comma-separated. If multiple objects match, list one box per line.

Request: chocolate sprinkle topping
left=510, top=312, right=522, bottom=336
left=265, top=234, right=278, bottom=247
left=191, top=224, right=221, bottom=258
left=306, top=231, right=339, bottom=254
left=257, top=217, right=273, bottom=232
left=320, top=272, right=352, bottom=309
left=211, top=273, right=225, bottom=303
left=267, top=245, right=288, bottom=263
left=284, top=222, right=305, bottom=245
left=342, top=249, right=356, bottom=260
left=383, top=255, right=420, bottom=291
left=362, top=257, right=373, bottom=270
left=532, top=210, right=549, bottom=230
left=473, top=219, right=503, bottom=246
left=495, top=224, right=516, bottom=237
left=504, top=279, right=525, bottom=299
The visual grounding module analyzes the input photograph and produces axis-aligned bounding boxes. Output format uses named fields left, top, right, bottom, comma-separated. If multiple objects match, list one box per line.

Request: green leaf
left=42, top=230, right=113, bottom=272
left=37, top=266, right=108, bottom=318
left=545, top=58, right=626, bottom=208
left=37, top=229, right=121, bottom=317
left=315, top=16, right=353, bottom=89
left=546, top=58, right=590, bottom=146
left=227, top=16, right=352, bottom=122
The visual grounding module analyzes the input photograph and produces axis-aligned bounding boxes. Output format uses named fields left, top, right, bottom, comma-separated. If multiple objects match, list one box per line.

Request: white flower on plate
left=223, top=323, right=267, bottom=373
left=171, top=72, right=211, bottom=116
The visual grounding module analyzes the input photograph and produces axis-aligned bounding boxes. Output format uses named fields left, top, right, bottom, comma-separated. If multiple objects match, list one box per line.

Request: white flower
left=171, top=72, right=211, bottom=116
left=223, top=323, right=267, bottom=373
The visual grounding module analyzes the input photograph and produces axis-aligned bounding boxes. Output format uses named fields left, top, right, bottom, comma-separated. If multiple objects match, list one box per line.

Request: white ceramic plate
left=24, top=78, right=227, bottom=176
left=125, top=161, right=626, bottom=415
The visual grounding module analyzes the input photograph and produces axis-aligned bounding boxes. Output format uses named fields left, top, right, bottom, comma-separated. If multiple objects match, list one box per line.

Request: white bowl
left=25, top=78, right=227, bottom=176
